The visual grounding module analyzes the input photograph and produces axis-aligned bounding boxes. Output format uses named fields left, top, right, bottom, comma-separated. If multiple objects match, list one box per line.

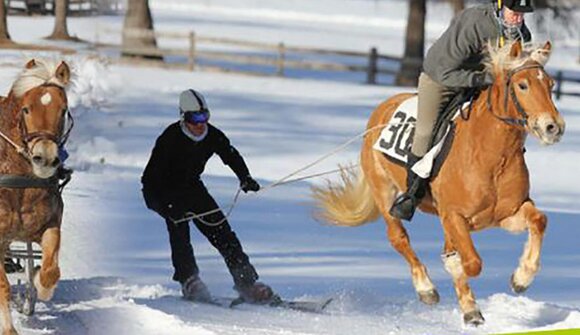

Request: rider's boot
left=389, top=153, right=428, bottom=221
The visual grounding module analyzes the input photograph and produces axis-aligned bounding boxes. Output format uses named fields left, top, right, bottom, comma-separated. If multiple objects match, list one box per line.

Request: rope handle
left=172, top=120, right=415, bottom=226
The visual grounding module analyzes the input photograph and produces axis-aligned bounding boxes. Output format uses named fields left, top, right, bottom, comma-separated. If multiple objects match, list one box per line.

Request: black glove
left=240, top=176, right=260, bottom=193
left=471, top=71, right=494, bottom=88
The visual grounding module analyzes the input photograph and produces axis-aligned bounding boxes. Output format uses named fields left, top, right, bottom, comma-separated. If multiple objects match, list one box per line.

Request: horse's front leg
left=500, top=200, right=547, bottom=293
left=34, top=227, right=61, bottom=301
left=0, top=249, right=18, bottom=335
left=441, top=212, right=482, bottom=277
left=441, top=237, right=484, bottom=326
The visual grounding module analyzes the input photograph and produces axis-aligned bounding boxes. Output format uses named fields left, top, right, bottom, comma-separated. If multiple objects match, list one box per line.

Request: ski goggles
left=183, top=110, right=210, bottom=124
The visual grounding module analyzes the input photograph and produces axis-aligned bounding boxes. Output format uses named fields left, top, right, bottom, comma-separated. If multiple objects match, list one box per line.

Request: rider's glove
left=471, top=71, right=494, bottom=88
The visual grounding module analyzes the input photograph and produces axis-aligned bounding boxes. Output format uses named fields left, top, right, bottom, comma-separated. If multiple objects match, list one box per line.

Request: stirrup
left=389, top=193, right=418, bottom=221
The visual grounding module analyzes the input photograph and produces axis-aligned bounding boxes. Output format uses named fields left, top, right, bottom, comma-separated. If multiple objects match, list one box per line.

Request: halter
left=486, top=63, right=545, bottom=127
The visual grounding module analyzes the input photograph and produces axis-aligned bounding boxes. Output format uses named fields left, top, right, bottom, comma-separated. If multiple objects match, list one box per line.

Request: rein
left=486, top=64, right=545, bottom=127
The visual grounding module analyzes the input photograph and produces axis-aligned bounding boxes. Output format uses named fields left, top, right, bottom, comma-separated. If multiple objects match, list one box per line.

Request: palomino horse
left=0, top=59, right=72, bottom=335
left=313, top=41, right=564, bottom=325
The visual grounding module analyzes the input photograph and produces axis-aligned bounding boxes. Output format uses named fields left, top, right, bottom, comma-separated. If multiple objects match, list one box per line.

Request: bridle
left=486, top=63, right=546, bottom=127
left=0, top=83, right=74, bottom=161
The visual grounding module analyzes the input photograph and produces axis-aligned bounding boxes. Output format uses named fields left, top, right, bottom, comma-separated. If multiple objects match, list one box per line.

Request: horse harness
left=486, top=64, right=546, bottom=127
left=0, top=83, right=74, bottom=193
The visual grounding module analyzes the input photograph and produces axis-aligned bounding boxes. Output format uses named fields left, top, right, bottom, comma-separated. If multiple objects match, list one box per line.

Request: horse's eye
left=518, top=82, right=528, bottom=90
left=21, top=107, right=29, bottom=115
left=61, top=108, right=67, bottom=115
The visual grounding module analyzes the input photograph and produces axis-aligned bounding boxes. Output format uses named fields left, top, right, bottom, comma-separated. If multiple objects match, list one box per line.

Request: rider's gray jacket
left=423, top=3, right=531, bottom=88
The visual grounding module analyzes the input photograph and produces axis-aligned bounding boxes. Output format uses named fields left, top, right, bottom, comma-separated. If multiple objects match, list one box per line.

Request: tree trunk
left=396, top=0, right=426, bottom=87
left=47, top=0, right=73, bottom=40
left=0, top=0, right=12, bottom=44
left=449, top=0, right=464, bottom=16
left=122, top=0, right=162, bottom=60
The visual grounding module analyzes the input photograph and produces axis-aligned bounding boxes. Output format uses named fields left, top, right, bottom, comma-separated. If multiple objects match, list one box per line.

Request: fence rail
left=553, top=71, right=580, bottom=100
left=98, top=28, right=402, bottom=83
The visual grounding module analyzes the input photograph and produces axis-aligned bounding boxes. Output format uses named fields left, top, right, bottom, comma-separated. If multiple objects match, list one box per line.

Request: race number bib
left=373, top=96, right=418, bottom=164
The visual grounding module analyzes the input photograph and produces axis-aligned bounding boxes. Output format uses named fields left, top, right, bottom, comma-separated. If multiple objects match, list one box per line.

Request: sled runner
left=6, top=242, right=42, bottom=316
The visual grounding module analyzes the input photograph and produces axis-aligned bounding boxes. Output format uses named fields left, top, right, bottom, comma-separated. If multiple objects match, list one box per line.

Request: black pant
left=163, top=185, right=258, bottom=288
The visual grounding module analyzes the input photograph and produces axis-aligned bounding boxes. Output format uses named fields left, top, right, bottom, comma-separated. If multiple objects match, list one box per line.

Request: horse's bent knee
left=530, top=211, right=547, bottom=235
left=463, top=257, right=482, bottom=277
left=40, top=266, right=60, bottom=288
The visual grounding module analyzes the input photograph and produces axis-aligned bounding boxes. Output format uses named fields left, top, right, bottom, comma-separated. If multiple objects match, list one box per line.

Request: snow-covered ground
left=0, top=0, right=579, bottom=334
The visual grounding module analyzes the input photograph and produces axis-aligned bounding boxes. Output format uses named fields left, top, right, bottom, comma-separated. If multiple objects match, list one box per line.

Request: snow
left=0, top=0, right=579, bottom=334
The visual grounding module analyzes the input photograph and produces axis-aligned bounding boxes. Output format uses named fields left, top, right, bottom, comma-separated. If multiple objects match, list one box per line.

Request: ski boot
left=181, top=275, right=212, bottom=302
left=234, top=282, right=275, bottom=304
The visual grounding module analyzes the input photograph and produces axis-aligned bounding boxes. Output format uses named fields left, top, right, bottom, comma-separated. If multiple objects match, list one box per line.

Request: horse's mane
left=11, top=59, right=69, bottom=98
left=484, top=40, right=552, bottom=73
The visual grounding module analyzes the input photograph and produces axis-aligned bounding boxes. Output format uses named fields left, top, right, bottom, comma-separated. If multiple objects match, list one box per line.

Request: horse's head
left=487, top=41, right=565, bottom=145
left=10, top=59, right=72, bottom=178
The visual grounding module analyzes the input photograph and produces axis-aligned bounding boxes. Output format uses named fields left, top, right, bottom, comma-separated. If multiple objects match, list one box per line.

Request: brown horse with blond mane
left=313, top=41, right=564, bottom=325
left=0, top=59, right=72, bottom=335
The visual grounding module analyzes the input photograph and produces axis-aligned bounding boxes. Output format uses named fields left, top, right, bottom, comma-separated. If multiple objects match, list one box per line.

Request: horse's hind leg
left=35, top=227, right=61, bottom=301
left=363, top=156, right=439, bottom=305
left=0, top=249, right=17, bottom=335
left=442, top=236, right=484, bottom=326
left=500, top=200, right=547, bottom=294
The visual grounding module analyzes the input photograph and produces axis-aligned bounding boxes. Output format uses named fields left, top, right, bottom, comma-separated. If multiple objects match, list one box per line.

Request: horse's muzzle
left=30, top=139, right=60, bottom=178
left=532, top=114, right=565, bottom=145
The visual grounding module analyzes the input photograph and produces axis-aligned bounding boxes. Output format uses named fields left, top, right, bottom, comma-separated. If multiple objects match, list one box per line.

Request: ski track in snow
left=0, top=0, right=579, bottom=334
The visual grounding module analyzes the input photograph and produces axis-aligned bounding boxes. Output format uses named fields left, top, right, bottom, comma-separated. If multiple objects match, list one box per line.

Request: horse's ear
left=25, top=59, right=36, bottom=69
left=55, top=61, right=71, bottom=86
left=509, top=41, right=522, bottom=59
left=531, top=41, right=552, bottom=66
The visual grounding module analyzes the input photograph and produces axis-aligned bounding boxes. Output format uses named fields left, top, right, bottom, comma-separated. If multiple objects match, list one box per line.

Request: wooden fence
left=98, top=28, right=580, bottom=96
left=553, top=70, right=580, bottom=100
left=98, top=28, right=402, bottom=84
left=7, top=0, right=118, bottom=15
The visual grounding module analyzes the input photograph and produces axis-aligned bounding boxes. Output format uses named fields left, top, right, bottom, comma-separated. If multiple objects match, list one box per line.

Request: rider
left=389, top=0, right=533, bottom=221
left=141, top=89, right=275, bottom=304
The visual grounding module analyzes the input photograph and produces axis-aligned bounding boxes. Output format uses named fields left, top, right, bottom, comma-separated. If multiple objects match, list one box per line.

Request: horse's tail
left=312, top=165, right=380, bottom=227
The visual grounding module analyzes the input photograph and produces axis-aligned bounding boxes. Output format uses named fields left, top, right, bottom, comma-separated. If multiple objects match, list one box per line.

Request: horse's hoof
left=463, top=310, right=485, bottom=326
left=417, top=289, right=440, bottom=305
left=510, top=273, right=528, bottom=294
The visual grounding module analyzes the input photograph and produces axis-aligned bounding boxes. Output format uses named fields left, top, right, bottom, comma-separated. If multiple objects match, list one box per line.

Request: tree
left=122, top=0, right=161, bottom=60
left=47, top=0, right=75, bottom=40
left=0, top=0, right=11, bottom=44
left=396, top=0, right=426, bottom=87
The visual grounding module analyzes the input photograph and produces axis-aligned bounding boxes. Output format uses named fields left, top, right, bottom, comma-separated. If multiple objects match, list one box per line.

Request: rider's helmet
left=179, top=89, right=210, bottom=124
left=499, top=0, right=534, bottom=13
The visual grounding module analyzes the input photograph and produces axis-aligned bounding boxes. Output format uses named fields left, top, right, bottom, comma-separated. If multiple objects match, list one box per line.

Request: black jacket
left=141, top=122, right=250, bottom=206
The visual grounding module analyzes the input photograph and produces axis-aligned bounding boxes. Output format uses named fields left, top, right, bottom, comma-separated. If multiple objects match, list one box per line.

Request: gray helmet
left=179, top=89, right=209, bottom=114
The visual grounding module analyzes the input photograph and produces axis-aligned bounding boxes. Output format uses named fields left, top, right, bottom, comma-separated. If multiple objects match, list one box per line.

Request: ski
left=195, top=295, right=333, bottom=314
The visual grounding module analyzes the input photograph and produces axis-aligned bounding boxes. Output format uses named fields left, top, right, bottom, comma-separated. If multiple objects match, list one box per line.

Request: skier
left=141, top=89, right=274, bottom=304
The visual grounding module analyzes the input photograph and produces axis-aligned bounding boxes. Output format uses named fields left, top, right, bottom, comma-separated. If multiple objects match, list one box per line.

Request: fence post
left=555, top=71, right=563, bottom=100
left=188, top=31, right=196, bottom=72
left=277, top=42, right=285, bottom=76
left=367, top=47, right=378, bottom=84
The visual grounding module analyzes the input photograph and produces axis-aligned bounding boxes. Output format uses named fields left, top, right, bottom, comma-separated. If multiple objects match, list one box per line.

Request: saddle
left=374, top=88, right=480, bottom=180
